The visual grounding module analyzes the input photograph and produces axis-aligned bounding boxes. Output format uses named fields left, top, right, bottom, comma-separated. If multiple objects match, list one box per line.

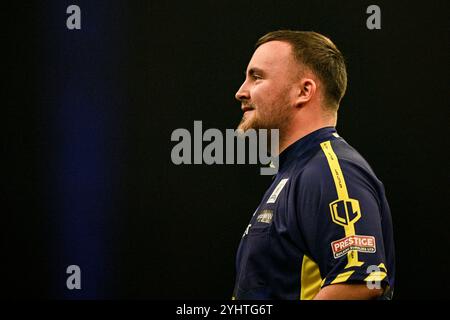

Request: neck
left=278, top=109, right=336, bottom=154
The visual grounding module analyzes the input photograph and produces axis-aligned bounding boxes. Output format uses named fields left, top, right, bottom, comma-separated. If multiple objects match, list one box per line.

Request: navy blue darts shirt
left=232, top=127, right=395, bottom=300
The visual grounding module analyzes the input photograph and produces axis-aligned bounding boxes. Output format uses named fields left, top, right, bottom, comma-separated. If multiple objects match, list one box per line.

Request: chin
left=239, top=113, right=260, bottom=130
left=239, top=119, right=257, bottom=131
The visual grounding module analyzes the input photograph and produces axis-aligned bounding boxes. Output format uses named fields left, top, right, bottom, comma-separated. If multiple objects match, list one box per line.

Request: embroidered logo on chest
left=256, top=210, right=273, bottom=224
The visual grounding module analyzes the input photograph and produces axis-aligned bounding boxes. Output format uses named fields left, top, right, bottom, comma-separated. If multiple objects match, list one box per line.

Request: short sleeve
left=296, top=144, right=392, bottom=293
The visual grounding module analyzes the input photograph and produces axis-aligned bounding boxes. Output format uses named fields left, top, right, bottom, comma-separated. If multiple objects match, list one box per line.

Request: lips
left=241, top=105, right=255, bottom=113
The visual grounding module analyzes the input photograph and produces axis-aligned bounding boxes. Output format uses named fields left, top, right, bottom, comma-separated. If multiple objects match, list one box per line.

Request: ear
left=294, top=78, right=316, bottom=107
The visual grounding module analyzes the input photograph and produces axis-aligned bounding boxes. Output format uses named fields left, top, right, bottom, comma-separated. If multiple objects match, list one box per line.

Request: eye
left=252, top=74, right=262, bottom=80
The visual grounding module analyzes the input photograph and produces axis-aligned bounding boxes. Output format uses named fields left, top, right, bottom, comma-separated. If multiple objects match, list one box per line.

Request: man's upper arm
left=296, top=142, right=393, bottom=299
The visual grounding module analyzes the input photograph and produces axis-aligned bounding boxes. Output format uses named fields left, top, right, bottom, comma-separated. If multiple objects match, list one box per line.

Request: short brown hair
left=256, top=30, right=347, bottom=109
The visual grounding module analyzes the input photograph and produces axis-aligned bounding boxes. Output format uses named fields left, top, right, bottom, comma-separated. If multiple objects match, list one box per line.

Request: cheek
left=251, top=83, right=276, bottom=107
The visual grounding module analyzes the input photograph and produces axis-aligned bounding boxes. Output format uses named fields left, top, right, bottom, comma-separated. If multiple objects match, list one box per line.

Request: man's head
left=236, top=30, right=347, bottom=136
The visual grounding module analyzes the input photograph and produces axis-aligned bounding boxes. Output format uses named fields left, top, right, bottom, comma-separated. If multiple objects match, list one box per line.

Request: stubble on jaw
left=237, top=100, right=293, bottom=141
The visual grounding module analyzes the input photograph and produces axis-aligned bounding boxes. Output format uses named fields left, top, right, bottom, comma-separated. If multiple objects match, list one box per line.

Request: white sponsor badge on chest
left=267, top=178, right=289, bottom=204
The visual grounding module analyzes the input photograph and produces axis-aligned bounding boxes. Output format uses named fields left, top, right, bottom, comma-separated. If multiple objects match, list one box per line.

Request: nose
left=235, top=81, right=250, bottom=102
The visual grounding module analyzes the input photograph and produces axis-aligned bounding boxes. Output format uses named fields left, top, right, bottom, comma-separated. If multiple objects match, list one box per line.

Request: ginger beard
left=237, top=97, right=293, bottom=140
left=236, top=98, right=293, bottom=157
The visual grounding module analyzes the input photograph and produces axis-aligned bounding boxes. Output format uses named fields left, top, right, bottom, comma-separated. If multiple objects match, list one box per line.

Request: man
left=232, top=30, right=395, bottom=300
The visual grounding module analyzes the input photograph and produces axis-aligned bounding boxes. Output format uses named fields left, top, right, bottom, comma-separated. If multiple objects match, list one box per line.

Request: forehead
left=247, top=41, right=296, bottom=73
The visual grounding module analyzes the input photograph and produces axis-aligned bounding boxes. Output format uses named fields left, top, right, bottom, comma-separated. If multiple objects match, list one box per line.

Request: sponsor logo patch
left=331, top=235, right=376, bottom=259
left=329, top=198, right=361, bottom=226
left=256, top=210, right=273, bottom=224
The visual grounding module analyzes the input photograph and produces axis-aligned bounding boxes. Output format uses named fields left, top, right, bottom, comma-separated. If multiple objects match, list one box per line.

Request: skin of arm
left=313, top=283, right=383, bottom=300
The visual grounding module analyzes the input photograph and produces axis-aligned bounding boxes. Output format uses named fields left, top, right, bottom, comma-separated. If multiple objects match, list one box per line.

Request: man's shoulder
left=290, top=138, right=379, bottom=186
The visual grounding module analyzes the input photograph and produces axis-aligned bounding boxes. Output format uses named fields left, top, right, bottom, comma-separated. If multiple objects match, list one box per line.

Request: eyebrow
left=246, top=67, right=265, bottom=76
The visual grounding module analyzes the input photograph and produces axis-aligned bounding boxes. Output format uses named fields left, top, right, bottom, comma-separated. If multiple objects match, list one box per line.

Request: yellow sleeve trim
left=330, top=270, right=355, bottom=285
left=364, top=272, right=387, bottom=282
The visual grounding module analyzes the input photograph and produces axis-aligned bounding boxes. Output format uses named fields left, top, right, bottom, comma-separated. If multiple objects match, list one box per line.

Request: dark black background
left=4, top=0, right=449, bottom=299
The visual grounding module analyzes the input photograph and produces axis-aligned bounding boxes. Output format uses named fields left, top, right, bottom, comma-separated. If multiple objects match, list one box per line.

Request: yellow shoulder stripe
left=320, top=140, right=350, bottom=200
left=320, top=140, right=364, bottom=269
